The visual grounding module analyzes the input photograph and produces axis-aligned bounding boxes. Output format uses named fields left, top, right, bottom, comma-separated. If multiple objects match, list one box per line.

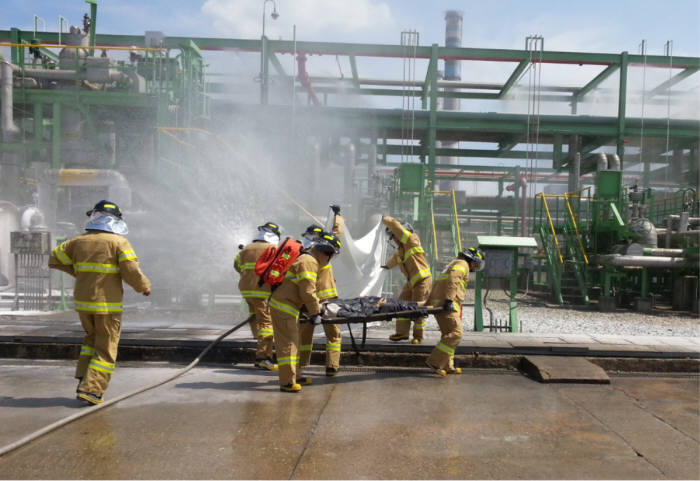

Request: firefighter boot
left=325, top=367, right=339, bottom=377
left=77, top=390, right=104, bottom=405
left=280, top=383, right=302, bottom=393
left=255, top=358, right=278, bottom=371
left=296, top=376, right=313, bottom=385
left=425, top=361, right=446, bottom=377
left=389, top=334, right=409, bottom=342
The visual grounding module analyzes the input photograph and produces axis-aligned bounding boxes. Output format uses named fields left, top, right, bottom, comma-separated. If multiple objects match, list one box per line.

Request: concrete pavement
left=0, top=359, right=698, bottom=479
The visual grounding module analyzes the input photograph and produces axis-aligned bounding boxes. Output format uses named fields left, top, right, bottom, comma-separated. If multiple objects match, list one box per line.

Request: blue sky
left=4, top=0, right=699, bottom=57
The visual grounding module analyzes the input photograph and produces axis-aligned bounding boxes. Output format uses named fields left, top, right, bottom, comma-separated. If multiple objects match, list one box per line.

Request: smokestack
left=438, top=10, right=463, bottom=191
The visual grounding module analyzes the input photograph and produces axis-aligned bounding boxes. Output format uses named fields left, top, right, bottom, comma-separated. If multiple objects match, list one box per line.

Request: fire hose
left=0, top=314, right=255, bottom=458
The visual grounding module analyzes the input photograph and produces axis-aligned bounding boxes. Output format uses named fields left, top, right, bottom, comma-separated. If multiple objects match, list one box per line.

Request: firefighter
left=49, top=200, right=151, bottom=405
left=298, top=205, right=344, bottom=377
left=425, top=247, right=485, bottom=376
left=234, top=221, right=281, bottom=371
left=268, top=232, right=341, bottom=392
left=381, top=216, right=432, bottom=344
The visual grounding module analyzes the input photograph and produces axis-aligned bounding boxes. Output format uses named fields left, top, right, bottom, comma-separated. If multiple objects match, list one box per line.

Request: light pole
left=260, top=0, right=279, bottom=104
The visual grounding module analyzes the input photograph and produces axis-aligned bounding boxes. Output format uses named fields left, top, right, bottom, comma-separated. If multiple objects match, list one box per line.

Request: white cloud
left=201, top=0, right=394, bottom=40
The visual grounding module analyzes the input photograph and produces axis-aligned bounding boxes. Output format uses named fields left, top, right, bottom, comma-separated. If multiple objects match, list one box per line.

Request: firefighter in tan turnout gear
left=298, top=205, right=344, bottom=377
left=49, top=200, right=151, bottom=405
left=425, top=247, right=485, bottom=376
left=381, top=216, right=432, bottom=344
left=269, top=232, right=341, bottom=392
left=234, top=222, right=281, bottom=371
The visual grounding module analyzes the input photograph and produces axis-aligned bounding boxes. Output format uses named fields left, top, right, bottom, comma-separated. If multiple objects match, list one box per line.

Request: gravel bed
left=425, top=290, right=700, bottom=338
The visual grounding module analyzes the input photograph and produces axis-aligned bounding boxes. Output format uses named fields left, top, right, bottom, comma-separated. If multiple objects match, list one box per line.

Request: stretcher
left=316, top=306, right=445, bottom=324
left=300, top=306, right=447, bottom=356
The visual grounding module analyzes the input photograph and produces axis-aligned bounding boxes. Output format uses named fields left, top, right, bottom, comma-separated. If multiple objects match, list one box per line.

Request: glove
left=330, top=204, right=341, bottom=215
left=309, top=314, right=323, bottom=326
left=443, top=299, right=455, bottom=312
left=380, top=265, right=389, bottom=270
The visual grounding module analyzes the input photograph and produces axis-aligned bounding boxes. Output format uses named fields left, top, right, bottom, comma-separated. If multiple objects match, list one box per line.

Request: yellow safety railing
left=563, top=193, right=589, bottom=264
left=537, top=192, right=563, bottom=263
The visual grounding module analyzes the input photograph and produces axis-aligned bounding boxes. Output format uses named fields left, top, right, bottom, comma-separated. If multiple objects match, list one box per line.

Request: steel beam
left=499, top=59, right=529, bottom=98
left=3, top=30, right=700, bottom=68
left=648, top=67, right=700, bottom=97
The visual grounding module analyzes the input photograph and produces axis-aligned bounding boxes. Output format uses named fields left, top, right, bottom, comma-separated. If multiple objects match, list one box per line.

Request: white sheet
left=332, top=221, right=389, bottom=298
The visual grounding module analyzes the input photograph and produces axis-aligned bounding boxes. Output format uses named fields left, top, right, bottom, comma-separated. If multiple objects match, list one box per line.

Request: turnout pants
left=269, top=308, right=300, bottom=386
left=246, top=298, right=275, bottom=361
left=298, top=322, right=342, bottom=370
left=76, top=311, right=122, bottom=397
left=426, top=309, right=463, bottom=370
left=394, top=276, right=432, bottom=341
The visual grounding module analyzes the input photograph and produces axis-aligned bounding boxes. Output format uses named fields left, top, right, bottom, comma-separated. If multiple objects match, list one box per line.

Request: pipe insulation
left=1, top=60, right=20, bottom=139
left=643, top=248, right=685, bottom=257
left=595, top=254, right=693, bottom=269
left=17, top=66, right=128, bottom=83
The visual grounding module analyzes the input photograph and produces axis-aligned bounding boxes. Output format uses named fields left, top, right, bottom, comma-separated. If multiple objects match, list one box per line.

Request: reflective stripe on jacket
left=428, top=258, right=469, bottom=308
left=270, top=252, right=323, bottom=318
left=235, top=241, right=272, bottom=298
left=48, top=231, right=150, bottom=312
left=382, top=216, right=432, bottom=287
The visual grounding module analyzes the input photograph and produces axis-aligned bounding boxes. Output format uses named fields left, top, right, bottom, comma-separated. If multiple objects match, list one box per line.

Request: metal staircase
left=535, top=190, right=590, bottom=305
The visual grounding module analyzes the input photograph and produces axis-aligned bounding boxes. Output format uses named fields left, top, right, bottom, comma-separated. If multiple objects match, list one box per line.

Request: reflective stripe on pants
left=76, top=311, right=122, bottom=397
left=269, top=307, right=300, bottom=387
left=393, top=276, right=431, bottom=340
left=426, top=310, right=463, bottom=371
left=245, top=297, right=274, bottom=360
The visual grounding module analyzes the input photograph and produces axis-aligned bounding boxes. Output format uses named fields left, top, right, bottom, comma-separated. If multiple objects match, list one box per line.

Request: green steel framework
left=1, top=26, right=699, bottom=276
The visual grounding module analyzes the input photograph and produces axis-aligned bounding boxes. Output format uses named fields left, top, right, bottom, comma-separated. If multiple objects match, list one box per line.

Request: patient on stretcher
left=322, top=296, right=427, bottom=319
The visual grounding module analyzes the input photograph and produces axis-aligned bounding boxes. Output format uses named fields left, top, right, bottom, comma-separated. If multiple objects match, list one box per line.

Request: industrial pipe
left=596, top=152, right=607, bottom=171
left=1, top=59, right=20, bottom=139
left=296, top=53, right=320, bottom=106
left=505, top=173, right=527, bottom=236
left=606, top=153, right=621, bottom=170
left=17, top=66, right=128, bottom=83
left=643, top=248, right=684, bottom=257
left=595, top=254, right=693, bottom=269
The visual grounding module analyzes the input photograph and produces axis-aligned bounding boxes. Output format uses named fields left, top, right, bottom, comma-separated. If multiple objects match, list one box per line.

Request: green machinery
left=0, top=1, right=207, bottom=206
left=535, top=163, right=699, bottom=312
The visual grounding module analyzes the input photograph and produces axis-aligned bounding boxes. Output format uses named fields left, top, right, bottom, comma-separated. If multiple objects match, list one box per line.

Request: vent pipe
left=438, top=10, right=463, bottom=191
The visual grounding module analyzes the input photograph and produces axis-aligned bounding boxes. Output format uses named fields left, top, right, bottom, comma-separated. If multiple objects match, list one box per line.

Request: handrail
left=537, top=193, right=563, bottom=263
left=563, top=193, right=589, bottom=264
left=450, top=189, right=462, bottom=252
left=566, top=186, right=592, bottom=197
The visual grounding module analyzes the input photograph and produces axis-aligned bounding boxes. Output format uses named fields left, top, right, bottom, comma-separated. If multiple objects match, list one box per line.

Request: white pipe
left=606, top=153, right=621, bottom=170
left=596, top=152, right=607, bottom=171
left=596, top=254, right=692, bottom=269
left=18, top=67, right=128, bottom=83
left=1, top=60, right=20, bottom=140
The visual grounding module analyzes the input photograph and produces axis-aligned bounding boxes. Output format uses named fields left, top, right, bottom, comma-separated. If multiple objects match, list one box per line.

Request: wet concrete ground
left=0, top=359, right=698, bottom=479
